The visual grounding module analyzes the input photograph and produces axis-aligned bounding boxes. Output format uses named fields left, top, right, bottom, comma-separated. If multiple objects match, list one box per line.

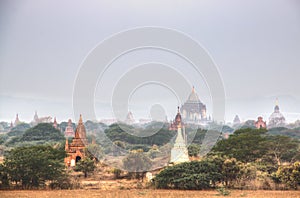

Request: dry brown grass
left=0, top=190, right=300, bottom=198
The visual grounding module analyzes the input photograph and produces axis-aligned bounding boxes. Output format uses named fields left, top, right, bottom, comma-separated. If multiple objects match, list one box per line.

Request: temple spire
left=53, top=117, right=58, bottom=129
left=192, top=86, right=195, bottom=93
left=275, top=98, right=279, bottom=106
left=79, top=114, right=83, bottom=124
left=65, top=138, right=69, bottom=151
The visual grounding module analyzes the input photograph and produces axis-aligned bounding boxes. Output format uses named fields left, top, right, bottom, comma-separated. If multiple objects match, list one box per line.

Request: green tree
left=276, top=161, right=300, bottom=189
left=105, top=123, right=175, bottom=146
left=212, top=128, right=268, bottom=163
left=86, top=144, right=104, bottom=160
left=7, top=123, right=31, bottom=137
left=188, top=144, right=200, bottom=157
left=221, top=158, right=241, bottom=187
left=264, top=135, right=300, bottom=166
left=123, top=150, right=152, bottom=180
left=20, top=123, right=64, bottom=142
left=3, top=145, right=66, bottom=189
left=74, top=157, right=96, bottom=178
left=0, top=164, right=9, bottom=188
left=154, top=160, right=222, bottom=190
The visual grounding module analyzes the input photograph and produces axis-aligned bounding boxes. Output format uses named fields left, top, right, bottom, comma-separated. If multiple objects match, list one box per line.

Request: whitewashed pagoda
left=170, top=107, right=190, bottom=164
left=268, top=99, right=286, bottom=128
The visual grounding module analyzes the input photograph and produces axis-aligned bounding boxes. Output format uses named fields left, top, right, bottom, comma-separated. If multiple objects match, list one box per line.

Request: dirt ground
left=0, top=190, right=300, bottom=198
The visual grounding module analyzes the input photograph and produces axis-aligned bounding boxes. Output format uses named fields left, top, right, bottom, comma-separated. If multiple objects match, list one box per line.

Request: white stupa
left=268, top=99, right=286, bottom=128
left=170, top=107, right=190, bottom=164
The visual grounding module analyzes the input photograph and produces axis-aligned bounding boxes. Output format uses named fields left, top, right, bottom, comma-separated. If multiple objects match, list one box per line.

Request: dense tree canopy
left=7, top=123, right=31, bottom=137
left=2, top=145, right=66, bottom=189
left=212, top=128, right=268, bottom=162
left=105, top=123, right=175, bottom=146
left=20, top=123, right=64, bottom=142
left=154, top=160, right=222, bottom=190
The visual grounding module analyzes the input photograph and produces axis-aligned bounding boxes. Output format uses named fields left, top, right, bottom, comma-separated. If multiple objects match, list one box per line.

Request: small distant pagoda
left=268, top=99, right=286, bottom=128
left=170, top=107, right=190, bottom=164
left=14, top=114, right=21, bottom=126
left=255, top=116, right=267, bottom=129
left=64, top=115, right=88, bottom=167
left=30, top=111, right=52, bottom=126
left=64, top=119, right=75, bottom=137
left=233, top=115, right=241, bottom=125
left=125, top=111, right=135, bottom=125
left=53, top=117, right=58, bottom=129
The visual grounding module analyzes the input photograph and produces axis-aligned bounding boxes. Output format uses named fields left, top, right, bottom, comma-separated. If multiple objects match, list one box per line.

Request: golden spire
left=275, top=98, right=279, bottom=106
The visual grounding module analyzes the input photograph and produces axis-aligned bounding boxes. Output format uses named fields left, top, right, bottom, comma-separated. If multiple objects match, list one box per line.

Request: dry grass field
left=0, top=190, right=300, bottom=198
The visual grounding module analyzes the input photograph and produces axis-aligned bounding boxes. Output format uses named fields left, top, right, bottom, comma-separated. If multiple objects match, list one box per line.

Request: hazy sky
left=0, top=0, right=300, bottom=123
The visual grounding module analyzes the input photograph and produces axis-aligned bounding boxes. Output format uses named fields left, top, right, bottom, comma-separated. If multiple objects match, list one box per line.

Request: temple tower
left=14, top=114, right=20, bottom=126
left=64, top=115, right=87, bottom=167
left=170, top=107, right=190, bottom=164
left=53, top=117, right=58, bottom=129
left=64, top=119, right=75, bottom=137
left=268, top=98, right=286, bottom=128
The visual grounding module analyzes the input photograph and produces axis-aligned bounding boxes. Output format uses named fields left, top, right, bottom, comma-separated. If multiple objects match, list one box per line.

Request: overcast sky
left=0, top=0, right=300, bottom=123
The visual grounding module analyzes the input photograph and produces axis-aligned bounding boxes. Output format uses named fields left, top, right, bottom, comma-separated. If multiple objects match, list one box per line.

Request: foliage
left=189, top=128, right=207, bottom=144
left=188, top=144, right=200, bottom=157
left=268, top=127, right=300, bottom=140
left=276, top=161, right=300, bottom=189
left=86, top=144, right=104, bottom=160
left=212, top=128, right=268, bottom=163
left=221, top=158, right=241, bottom=187
left=0, top=134, right=8, bottom=145
left=7, top=123, right=30, bottom=137
left=264, top=135, right=300, bottom=165
left=147, top=146, right=161, bottom=159
left=123, top=150, right=152, bottom=180
left=3, top=145, right=66, bottom=189
left=216, top=186, right=231, bottom=196
left=105, top=123, right=175, bottom=146
left=154, top=160, right=222, bottom=190
left=0, top=164, right=9, bottom=188
left=74, top=157, right=96, bottom=178
left=20, top=123, right=64, bottom=142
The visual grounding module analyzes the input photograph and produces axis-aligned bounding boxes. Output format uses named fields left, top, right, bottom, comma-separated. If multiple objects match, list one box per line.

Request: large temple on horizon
left=180, top=86, right=207, bottom=123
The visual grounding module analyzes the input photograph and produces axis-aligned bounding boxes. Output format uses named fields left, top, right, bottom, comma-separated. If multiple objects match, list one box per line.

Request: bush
left=154, top=160, right=222, bottom=190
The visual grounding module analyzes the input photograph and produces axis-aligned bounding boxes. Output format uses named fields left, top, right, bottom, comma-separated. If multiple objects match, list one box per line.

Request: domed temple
left=64, top=115, right=88, bottom=167
left=268, top=99, right=286, bottom=128
left=180, top=86, right=207, bottom=123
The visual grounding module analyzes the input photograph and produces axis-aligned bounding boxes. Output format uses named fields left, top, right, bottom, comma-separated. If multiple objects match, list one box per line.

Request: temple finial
left=275, top=98, right=279, bottom=106
left=79, top=114, right=83, bottom=123
left=177, top=106, right=180, bottom=113
left=192, top=86, right=195, bottom=93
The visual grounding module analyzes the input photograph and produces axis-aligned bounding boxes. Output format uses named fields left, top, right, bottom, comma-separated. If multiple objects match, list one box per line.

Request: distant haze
left=0, top=0, right=300, bottom=123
